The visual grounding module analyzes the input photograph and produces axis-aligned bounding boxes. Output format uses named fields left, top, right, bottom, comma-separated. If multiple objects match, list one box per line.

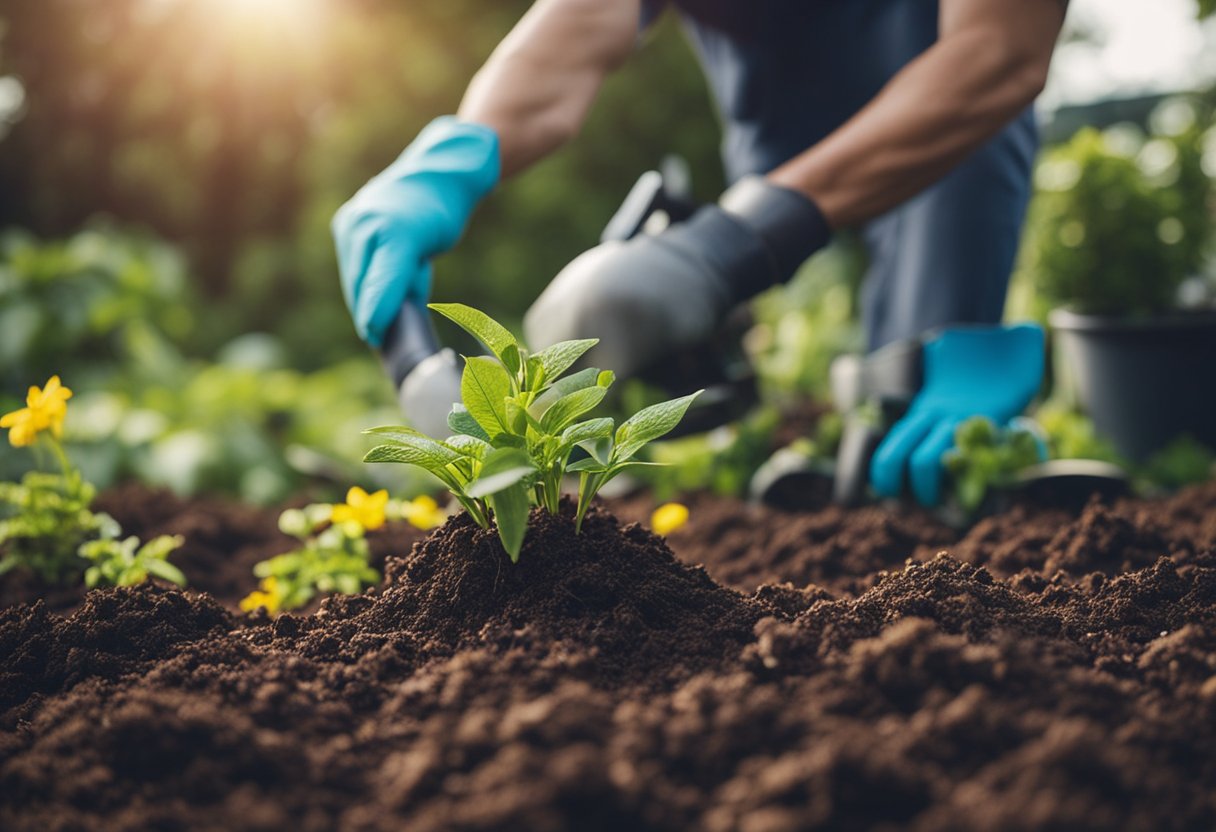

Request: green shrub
left=1021, top=112, right=1212, bottom=316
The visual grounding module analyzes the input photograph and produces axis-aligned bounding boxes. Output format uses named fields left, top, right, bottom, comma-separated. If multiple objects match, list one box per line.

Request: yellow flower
left=240, top=576, right=282, bottom=614
left=330, top=486, right=389, bottom=531
left=400, top=495, right=447, bottom=531
left=651, top=502, right=690, bottom=536
left=1, top=375, right=73, bottom=447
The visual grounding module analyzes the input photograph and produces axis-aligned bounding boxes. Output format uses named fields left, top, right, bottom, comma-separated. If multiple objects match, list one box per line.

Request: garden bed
left=2, top=483, right=1215, bottom=830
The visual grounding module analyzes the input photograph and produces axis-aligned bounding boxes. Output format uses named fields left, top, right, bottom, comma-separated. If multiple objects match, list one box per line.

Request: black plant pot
left=1050, top=308, right=1216, bottom=461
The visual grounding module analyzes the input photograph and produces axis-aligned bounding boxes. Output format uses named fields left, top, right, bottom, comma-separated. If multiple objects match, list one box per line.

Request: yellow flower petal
left=332, top=487, right=388, bottom=531
left=650, top=502, right=690, bottom=536
left=401, top=495, right=446, bottom=530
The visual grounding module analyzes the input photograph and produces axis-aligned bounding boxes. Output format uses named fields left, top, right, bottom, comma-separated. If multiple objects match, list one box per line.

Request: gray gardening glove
left=524, top=176, right=832, bottom=379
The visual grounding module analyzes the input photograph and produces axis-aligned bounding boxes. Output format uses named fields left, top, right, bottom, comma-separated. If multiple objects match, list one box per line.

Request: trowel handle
left=379, top=303, right=441, bottom=389
left=832, top=417, right=886, bottom=508
left=601, top=156, right=700, bottom=243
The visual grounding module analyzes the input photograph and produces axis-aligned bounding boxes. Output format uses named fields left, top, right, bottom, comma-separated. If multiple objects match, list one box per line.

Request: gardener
left=333, top=0, right=1067, bottom=506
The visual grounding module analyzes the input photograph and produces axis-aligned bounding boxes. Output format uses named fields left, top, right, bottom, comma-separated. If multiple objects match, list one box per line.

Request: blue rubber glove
left=332, top=117, right=500, bottom=347
left=869, top=323, right=1045, bottom=507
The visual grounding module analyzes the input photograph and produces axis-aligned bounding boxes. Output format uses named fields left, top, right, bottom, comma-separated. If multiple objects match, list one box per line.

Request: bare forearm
left=458, top=0, right=639, bottom=178
left=771, top=0, right=1064, bottom=228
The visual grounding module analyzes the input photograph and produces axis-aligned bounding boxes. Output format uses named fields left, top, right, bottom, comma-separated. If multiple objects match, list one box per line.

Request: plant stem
left=574, top=471, right=599, bottom=534
left=454, top=495, right=489, bottom=528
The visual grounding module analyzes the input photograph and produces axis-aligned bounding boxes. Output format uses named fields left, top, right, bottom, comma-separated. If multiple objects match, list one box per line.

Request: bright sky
left=1043, top=0, right=1216, bottom=110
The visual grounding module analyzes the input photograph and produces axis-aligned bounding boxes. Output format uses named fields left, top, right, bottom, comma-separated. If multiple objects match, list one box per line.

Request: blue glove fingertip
left=908, top=419, right=963, bottom=507
left=869, top=409, right=937, bottom=499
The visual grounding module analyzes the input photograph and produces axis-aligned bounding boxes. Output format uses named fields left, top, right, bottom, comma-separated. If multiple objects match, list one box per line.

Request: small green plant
left=79, top=534, right=186, bottom=588
left=1, top=375, right=186, bottom=588
left=242, top=488, right=391, bottom=613
left=1035, top=407, right=1122, bottom=464
left=944, top=417, right=1044, bottom=513
left=0, top=472, right=119, bottom=583
left=363, top=304, right=701, bottom=561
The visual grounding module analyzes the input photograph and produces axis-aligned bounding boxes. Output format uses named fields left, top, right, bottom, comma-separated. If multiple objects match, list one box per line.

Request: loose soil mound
left=2, top=485, right=1216, bottom=830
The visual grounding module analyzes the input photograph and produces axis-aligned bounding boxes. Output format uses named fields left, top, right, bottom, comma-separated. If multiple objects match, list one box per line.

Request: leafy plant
left=1021, top=113, right=1212, bottom=317
left=363, top=303, right=701, bottom=561
left=0, top=471, right=119, bottom=583
left=242, top=494, right=387, bottom=614
left=1035, top=407, right=1122, bottom=464
left=1, top=374, right=186, bottom=588
left=79, top=534, right=186, bottom=588
left=944, top=417, right=1044, bottom=513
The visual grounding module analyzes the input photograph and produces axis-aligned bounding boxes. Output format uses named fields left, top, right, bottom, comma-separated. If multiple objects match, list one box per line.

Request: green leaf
left=524, top=355, right=546, bottom=391
left=581, top=437, right=614, bottom=466
left=145, top=557, right=187, bottom=587
left=139, top=534, right=184, bottom=562
left=364, top=442, right=458, bottom=474
left=539, top=385, right=608, bottom=435
left=466, top=447, right=537, bottom=499
left=567, top=457, right=609, bottom=474
left=505, top=398, right=531, bottom=435
left=560, top=417, right=615, bottom=448
left=429, top=303, right=517, bottom=361
left=448, top=404, right=491, bottom=442
left=363, top=427, right=463, bottom=470
left=462, top=355, right=514, bottom=438
left=501, top=343, right=522, bottom=377
left=596, top=370, right=615, bottom=388
left=613, top=391, right=702, bottom=463
left=487, top=482, right=531, bottom=562
left=533, top=339, right=598, bottom=382
left=445, top=434, right=491, bottom=460
left=529, top=367, right=601, bottom=417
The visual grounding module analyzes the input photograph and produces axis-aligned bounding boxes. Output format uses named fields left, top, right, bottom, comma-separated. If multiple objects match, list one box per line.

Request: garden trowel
left=598, top=157, right=761, bottom=437
left=379, top=303, right=462, bottom=440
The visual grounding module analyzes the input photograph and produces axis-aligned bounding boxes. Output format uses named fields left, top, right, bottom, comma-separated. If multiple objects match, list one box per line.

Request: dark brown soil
left=3, top=482, right=1216, bottom=830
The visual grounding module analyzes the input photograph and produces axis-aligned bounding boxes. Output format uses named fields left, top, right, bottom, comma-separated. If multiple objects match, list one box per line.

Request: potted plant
left=1024, top=102, right=1216, bottom=460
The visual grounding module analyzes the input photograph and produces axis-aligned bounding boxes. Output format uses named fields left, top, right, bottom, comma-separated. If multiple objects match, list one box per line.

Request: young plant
left=2, top=375, right=185, bottom=588
left=944, top=416, right=1044, bottom=513
left=241, top=488, right=389, bottom=614
left=363, top=303, right=701, bottom=561
left=79, top=534, right=186, bottom=588
left=0, top=472, right=119, bottom=583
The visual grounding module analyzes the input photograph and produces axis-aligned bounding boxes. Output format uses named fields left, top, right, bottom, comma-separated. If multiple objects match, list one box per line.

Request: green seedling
left=1, top=375, right=188, bottom=590
left=79, top=534, right=186, bottom=588
left=944, top=416, right=1043, bottom=513
left=244, top=502, right=380, bottom=613
left=0, top=471, right=119, bottom=583
left=363, top=303, right=700, bottom=561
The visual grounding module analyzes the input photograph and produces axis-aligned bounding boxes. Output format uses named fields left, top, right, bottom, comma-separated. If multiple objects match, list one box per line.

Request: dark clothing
left=641, top=0, right=1038, bottom=349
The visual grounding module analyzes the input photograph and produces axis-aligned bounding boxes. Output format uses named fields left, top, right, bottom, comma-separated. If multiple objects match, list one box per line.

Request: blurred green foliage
left=0, top=229, right=435, bottom=504
left=0, top=1, right=721, bottom=365
left=944, top=417, right=1044, bottom=513
left=1014, top=99, right=1214, bottom=317
left=0, top=228, right=194, bottom=389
